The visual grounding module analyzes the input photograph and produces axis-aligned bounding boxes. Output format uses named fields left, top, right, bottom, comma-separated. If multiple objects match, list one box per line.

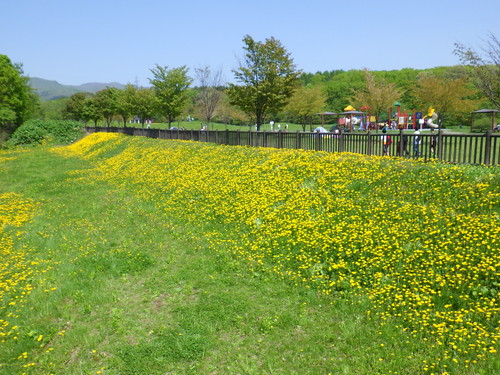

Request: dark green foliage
left=38, top=97, right=69, bottom=120
left=299, top=66, right=479, bottom=113
left=0, top=54, right=39, bottom=134
left=6, top=119, right=84, bottom=146
left=5, top=121, right=46, bottom=145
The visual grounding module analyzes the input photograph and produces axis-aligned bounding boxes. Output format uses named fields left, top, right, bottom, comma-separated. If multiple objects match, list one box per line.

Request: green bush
left=6, top=119, right=85, bottom=146
left=6, top=121, right=46, bottom=145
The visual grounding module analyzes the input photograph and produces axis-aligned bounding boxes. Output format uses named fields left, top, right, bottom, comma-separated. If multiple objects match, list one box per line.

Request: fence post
left=366, top=131, right=372, bottom=155
left=484, top=130, right=492, bottom=165
left=398, top=129, right=403, bottom=156
left=296, top=131, right=301, bottom=150
left=437, top=129, right=444, bottom=161
left=278, top=130, right=283, bottom=148
left=315, top=132, right=321, bottom=151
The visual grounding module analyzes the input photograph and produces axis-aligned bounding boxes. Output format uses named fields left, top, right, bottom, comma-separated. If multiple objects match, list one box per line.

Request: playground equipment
left=426, top=107, right=439, bottom=129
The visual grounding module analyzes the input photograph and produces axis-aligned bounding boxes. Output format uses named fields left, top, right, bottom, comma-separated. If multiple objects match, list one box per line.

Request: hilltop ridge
left=29, top=77, right=126, bottom=101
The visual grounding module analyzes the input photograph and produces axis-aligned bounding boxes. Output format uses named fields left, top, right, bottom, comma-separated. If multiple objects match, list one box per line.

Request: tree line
left=1, top=33, right=498, bottom=140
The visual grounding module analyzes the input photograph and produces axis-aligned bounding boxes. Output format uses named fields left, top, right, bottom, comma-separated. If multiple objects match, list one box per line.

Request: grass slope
left=0, top=135, right=498, bottom=374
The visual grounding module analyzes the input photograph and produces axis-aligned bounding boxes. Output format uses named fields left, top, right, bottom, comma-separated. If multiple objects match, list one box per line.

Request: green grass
left=0, top=141, right=498, bottom=374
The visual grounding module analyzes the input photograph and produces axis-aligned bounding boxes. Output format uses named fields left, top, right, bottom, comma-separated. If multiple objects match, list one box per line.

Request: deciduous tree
left=94, top=87, right=119, bottom=126
left=454, top=33, right=500, bottom=107
left=0, top=54, right=38, bottom=136
left=353, top=69, right=403, bottom=119
left=285, top=86, right=326, bottom=131
left=133, top=88, right=157, bottom=127
left=228, top=35, right=300, bottom=130
left=413, top=74, right=479, bottom=126
left=194, top=66, right=224, bottom=126
left=116, top=84, right=138, bottom=126
left=63, top=92, right=90, bottom=122
left=149, top=65, right=193, bottom=127
left=82, top=97, right=101, bottom=126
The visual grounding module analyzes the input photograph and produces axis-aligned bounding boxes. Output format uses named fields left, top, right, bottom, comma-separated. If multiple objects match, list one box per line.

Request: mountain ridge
left=29, top=77, right=126, bottom=101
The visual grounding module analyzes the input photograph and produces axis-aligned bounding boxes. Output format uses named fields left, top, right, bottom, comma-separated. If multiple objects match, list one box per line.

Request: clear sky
left=2, top=0, right=499, bottom=86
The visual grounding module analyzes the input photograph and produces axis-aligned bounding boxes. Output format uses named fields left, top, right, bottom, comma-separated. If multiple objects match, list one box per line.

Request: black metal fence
left=85, top=127, right=500, bottom=166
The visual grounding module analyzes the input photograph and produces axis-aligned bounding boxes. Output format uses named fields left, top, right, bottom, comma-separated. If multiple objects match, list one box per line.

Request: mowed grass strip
left=0, top=135, right=498, bottom=374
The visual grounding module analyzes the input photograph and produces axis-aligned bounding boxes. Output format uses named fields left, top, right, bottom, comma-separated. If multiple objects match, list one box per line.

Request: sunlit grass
left=0, top=134, right=498, bottom=374
left=57, top=133, right=500, bottom=373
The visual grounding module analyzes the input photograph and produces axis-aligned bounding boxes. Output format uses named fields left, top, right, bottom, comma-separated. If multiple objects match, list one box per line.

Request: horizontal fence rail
left=84, top=127, right=500, bottom=166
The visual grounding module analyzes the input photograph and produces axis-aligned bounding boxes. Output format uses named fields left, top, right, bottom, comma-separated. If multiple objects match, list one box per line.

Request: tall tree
left=454, top=33, right=500, bottom=107
left=94, top=87, right=119, bottom=126
left=353, top=69, right=403, bottom=119
left=413, top=74, right=479, bottom=126
left=63, top=92, right=90, bottom=122
left=82, top=96, right=102, bottom=126
left=285, top=86, right=327, bottom=131
left=149, top=65, right=193, bottom=127
left=227, top=35, right=301, bottom=130
left=115, top=84, right=137, bottom=126
left=133, top=88, right=157, bottom=127
left=194, top=66, right=224, bottom=126
left=0, top=55, right=38, bottom=136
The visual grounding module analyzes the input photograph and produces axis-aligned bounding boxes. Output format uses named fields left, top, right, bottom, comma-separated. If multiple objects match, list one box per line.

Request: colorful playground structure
left=321, top=102, right=440, bottom=132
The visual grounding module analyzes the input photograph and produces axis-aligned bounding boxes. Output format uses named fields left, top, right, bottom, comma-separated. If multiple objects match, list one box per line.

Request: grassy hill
left=0, top=134, right=498, bottom=374
left=29, top=77, right=125, bottom=101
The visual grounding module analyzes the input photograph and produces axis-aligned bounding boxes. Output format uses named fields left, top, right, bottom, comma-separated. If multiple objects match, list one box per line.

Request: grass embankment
left=0, top=133, right=498, bottom=374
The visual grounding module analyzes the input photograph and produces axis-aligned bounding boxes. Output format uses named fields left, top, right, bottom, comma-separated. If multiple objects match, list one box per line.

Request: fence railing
left=84, top=127, right=500, bottom=166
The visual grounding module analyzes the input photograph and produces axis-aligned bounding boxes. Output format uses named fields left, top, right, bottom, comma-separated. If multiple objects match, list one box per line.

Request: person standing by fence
left=381, top=128, right=392, bottom=156
left=413, top=128, right=421, bottom=157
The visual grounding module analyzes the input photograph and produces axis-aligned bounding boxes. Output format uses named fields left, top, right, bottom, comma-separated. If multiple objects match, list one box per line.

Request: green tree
left=94, top=87, right=119, bottom=126
left=39, top=97, right=68, bottom=120
left=63, top=92, right=90, bottom=122
left=149, top=65, right=193, bottom=127
left=454, top=32, right=500, bottom=107
left=227, top=35, right=301, bottom=130
left=133, top=88, right=157, bottom=127
left=353, top=69, right=403, bottom=120
left=0, top=54, right=39, bottom=137
left=413, top=74, right=479, bottom=126
left=323, top=70, right=365, bottom=112
left=116, top=84, right=137, bottom=126
left=285, top=86, right=326, bottom=131
left=82, top=96, right=101, bottom=126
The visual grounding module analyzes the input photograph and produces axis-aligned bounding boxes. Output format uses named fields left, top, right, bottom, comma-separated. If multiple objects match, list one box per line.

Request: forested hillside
left=29, top=77, right=125, bottom=101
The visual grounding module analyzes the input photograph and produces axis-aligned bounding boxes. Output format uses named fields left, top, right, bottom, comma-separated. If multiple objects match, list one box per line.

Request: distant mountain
left=29, top=77, right=126, bottom=101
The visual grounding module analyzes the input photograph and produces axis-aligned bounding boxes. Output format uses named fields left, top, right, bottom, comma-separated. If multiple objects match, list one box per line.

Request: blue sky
left=2, top=0, right=499, bottom=86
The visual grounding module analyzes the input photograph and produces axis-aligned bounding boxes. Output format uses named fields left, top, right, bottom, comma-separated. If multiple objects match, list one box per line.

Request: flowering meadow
left=50, top=132, right=499, bottom=373
left=0, top=192, right=56, bottom=348
left=1, top=132, right=498, bottom=374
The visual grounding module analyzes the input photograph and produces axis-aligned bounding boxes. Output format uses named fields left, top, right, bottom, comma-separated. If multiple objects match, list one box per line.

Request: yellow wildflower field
left=54, top=132, right=499, bottom=371
left=0, top=192, right=55, bottom=345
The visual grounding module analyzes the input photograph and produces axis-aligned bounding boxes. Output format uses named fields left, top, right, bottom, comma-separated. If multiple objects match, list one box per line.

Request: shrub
left=5, top=119, right=85, bottom=146
left=5, top=121, right=46, bottom=146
